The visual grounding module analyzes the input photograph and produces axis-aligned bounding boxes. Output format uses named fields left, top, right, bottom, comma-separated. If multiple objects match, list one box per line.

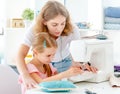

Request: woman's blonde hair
left=33, top=0, right=73, bottom=36
left=32, top=32, right=57, bottom=77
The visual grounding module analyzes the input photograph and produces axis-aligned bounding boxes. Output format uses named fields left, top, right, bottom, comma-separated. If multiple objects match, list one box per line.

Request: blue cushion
left=105, top=7, right=120, bottom=18
left=38, top=80, right=76, bottom=92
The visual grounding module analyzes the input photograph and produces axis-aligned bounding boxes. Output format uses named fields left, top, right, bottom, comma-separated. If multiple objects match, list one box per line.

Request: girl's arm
left=30, top=66, right=83, bottom=83
left=16, top=44, right=37, bottom=88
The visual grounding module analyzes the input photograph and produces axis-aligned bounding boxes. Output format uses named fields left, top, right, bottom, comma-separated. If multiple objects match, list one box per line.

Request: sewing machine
left=69, top=39, right=114, bottom=83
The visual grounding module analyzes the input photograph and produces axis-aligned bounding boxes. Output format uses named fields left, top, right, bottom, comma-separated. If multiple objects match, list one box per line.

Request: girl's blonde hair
left=32, top=32, right=57, bottom=77
left=33, top=0, right=73, bottom=36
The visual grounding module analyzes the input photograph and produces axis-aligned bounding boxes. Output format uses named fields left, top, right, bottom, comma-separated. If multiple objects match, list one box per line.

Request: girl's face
left=44, top=15, right=66, bottom=38
left=36, top=47, right=56, bottom=64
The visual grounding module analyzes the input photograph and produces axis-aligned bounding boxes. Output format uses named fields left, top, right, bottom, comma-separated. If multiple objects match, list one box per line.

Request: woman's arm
left=16, top=44, right=37, bottom=88
left=16, top=44, right=29, bottom=75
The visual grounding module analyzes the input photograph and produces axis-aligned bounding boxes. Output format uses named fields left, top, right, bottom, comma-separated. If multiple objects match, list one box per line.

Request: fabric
left=104, top=17, right=120, bottom=24
left=76, top=22, right=89, bottom=29
left=38, top=80, right=76, bottom=92
left=104, top=23, right=120, bottom=30
left=18, top=63, right=57, bottom=94
left=105, top=7, right=120, bottom=18
left=52, top=55, right=72, bottom=73
left=22, top=24, right=81, bottom=62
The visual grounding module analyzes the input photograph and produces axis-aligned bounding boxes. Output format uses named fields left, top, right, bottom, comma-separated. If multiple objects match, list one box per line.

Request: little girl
left=19, top=32, right=83, bottom=94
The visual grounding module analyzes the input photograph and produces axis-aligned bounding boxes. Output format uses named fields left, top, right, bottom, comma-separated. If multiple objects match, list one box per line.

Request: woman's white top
left=22, top=25, right=81, bottom=62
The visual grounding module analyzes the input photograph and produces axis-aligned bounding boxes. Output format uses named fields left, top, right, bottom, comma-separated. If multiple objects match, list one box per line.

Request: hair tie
left=43, top=40, right=46, bottom=48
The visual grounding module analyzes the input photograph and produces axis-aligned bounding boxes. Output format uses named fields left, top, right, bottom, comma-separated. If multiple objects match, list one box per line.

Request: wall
left=66, top=0, right=88, bottom=23
left=0, top=0, right=6, bottom=27
left=34, top=0, right=64, bottom=12
left=5, top=0, right=34, bottom=18
left=5, top=0, right=88, bottom=23
left=88, top=0, right=103, bottom=30
left=5, top=0, right=35, bottom=27
left=103, top=0, right=120, bottom=8
left=28, top=0, right=88, bottom=23
left=4, top=29, right=26, bottom=65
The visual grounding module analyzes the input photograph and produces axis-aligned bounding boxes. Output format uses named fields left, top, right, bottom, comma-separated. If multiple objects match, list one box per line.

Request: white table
left=26, top=81, right=120, bottom=94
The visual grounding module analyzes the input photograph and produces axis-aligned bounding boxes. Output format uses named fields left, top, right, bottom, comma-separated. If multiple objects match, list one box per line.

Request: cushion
left=38, top=80, right=76, bottom=92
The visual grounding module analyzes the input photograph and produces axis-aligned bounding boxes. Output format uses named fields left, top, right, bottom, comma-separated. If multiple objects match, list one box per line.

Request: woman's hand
left=72, top=62, right=98, bottom=73
left=83, top=63, right=98, bottom=73
left=22, top=73, right=37, bottom=89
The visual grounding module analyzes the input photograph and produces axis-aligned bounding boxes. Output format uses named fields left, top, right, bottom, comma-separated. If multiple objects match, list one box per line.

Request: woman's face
left=36, top=47, right=56, bottom=64
left=44, top=15, right=66, bottom=38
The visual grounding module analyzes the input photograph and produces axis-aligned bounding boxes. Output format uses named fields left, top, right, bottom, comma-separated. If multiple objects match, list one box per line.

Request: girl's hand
left=22, top=73, right=37, bottom=89
left=65, top=66, right=83, bottom=77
